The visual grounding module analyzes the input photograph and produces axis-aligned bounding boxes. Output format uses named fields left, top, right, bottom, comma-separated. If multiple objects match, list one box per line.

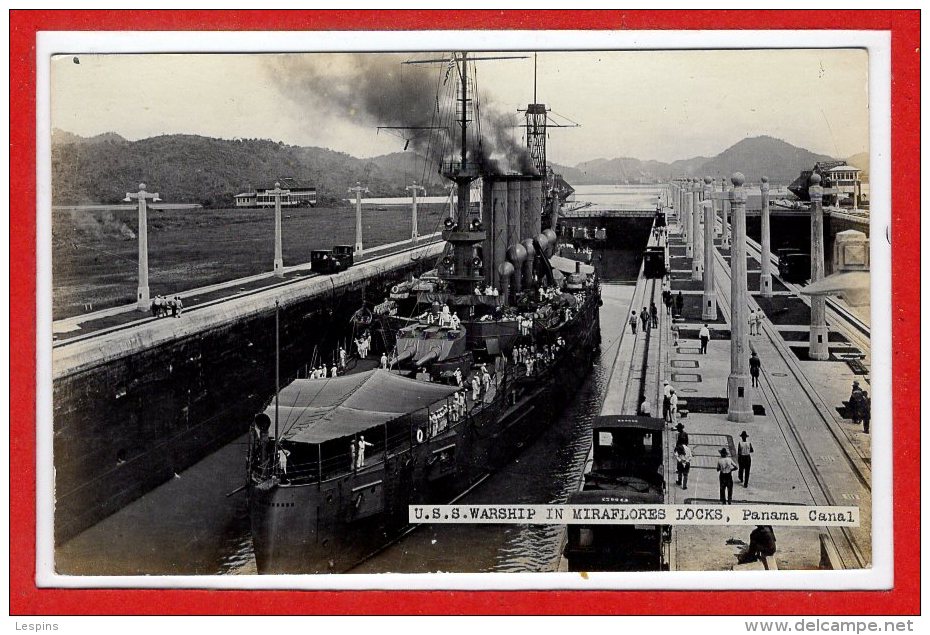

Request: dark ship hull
left=249, top=288, right=601, bottom=574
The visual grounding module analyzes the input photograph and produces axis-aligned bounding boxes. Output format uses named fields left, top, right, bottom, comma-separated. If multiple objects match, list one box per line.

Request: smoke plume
left=70, top=209, right=136, bottom=240
left=267, top=53, right=539, bottom=177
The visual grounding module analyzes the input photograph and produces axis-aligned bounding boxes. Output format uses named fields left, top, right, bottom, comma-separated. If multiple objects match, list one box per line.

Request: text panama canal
left=52, top=50, right=871, bottom=575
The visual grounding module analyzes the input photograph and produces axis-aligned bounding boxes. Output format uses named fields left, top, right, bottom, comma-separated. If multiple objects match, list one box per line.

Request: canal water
left=55, top=186, right=654, bottom=576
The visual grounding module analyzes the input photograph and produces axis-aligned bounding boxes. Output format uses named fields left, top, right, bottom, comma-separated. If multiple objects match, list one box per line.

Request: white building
left=235, top=177, right=317, bottom=208
left=823, top=164, right=863, bottom=210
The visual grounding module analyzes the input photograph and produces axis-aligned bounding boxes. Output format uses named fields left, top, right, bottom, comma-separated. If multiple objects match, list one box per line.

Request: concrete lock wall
left=51, top=251, right=439, bottom=544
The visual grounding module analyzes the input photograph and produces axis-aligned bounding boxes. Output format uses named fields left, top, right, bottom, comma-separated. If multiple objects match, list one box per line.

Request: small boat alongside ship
left=246, top=51, right=603, bottom=573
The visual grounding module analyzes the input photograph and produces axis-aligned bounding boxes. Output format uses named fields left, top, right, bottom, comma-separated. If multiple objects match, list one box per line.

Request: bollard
left=726, top=173, right=754, bottom=423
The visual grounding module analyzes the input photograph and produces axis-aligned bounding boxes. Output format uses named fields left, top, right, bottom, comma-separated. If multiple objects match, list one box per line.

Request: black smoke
left=267, top=53, right=539, bottom=176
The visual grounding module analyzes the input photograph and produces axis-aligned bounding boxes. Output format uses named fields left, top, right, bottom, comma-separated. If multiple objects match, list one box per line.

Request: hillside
left=846, top=152, right=869, bottom=180
left=51, top=131, right=839, bottom=206
left=51, top=134, right=442, bottom=206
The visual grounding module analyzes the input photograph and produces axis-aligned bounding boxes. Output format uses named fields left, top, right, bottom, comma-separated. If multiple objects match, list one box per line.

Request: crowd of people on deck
left=474, top=284, right=501, bottom=297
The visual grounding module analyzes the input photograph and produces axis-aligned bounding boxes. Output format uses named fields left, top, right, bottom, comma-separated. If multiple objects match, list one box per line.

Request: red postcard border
left=9, top=9, right=920, bottom=615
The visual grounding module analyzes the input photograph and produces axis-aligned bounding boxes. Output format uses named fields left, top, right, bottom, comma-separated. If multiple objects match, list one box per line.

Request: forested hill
left=52, top=130, right=856, bottom=206
left=51, top=131, right=438, bottom=207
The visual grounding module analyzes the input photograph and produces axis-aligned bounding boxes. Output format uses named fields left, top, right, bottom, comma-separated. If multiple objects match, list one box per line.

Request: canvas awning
left=549, top=254, right=595, bottom=275
left=267, top=369, right=460, bottom=444
left=799, top=271, right=870, bottom=307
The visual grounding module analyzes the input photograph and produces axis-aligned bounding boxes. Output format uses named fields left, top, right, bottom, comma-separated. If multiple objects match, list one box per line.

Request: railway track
left=711, top=246, right=870, bottom=569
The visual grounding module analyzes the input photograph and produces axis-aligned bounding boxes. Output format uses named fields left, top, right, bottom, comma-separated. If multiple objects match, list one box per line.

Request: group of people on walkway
left=661, top=288, right=684, bottom=319
left=748, top=308, right=766, bottom=335
left=849, top=380, right=871, bottom=434
left=150, top=295, right=183, bottom=318
left=629, top=304, right=660, bottom=334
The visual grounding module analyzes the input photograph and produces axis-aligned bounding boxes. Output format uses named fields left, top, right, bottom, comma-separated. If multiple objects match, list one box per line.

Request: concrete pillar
left=684, top=180, right=693, bottom=257
left=407, top=181, right=425, bottom=241
left=808, top=173, right=830, bottom=360
left=727, top=172, right=754, bottom=423
left=348, top=182, right=368, bottom=256
left=702, top=177, right=717, bottom=320
left=722, top=182, right=731, bottom=248
left=267, top=182, right=289, bottom=278
left=136, top=194, right=150, bottom=309
left=678, top=182, right=685, bottom=227
left=691, top=178, right=703, bottom=280
left=759, top=176, right=773, bottom=297
left=125, top=183, right=159, bottom=311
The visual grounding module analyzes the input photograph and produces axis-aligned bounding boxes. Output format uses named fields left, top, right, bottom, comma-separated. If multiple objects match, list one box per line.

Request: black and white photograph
left=41, top=33, right=887, bottom=586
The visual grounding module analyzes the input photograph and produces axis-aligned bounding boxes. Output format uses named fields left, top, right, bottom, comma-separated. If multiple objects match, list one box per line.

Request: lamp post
left=726, top=172, right=753, bottom=423
left=124, top=183, right=160, bottom=311
left=348, top=182, right=370, bottom=256
left=808, top=173, right=838, bottom=360
left=267, top=182, right=290, bottom=277
left=701, top=176, right=717, bottom=320
left=406, top=181, right=426, bottom=241
left=759, top=176, right=773, bottom=297
left=691, top=178, right=704, bottom=281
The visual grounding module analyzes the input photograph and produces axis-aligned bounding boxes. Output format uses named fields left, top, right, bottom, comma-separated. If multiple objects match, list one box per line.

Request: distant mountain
left=52, top=128, right=127, bottom=146
left=846, top=152, right=869, bottom=180
left=51, top=130, right=838, bottom=206
left=553, top=136, right=835, bottom=187
left=693, top=136, right=835, bottom=185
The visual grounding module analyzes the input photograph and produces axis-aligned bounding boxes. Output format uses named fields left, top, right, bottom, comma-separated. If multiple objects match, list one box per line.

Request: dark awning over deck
left=267, top=369, right=459, bottom=444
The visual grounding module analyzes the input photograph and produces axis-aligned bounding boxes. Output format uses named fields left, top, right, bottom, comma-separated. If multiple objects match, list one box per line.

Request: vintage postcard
left=12, top=9, right=919, bottom=617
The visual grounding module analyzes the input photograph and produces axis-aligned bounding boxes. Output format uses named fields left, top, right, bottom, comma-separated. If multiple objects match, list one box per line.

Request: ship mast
left=397, top=52, right=528, bottom=300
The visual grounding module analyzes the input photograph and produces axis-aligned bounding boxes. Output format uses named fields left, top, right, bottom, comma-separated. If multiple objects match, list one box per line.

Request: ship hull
left=249, top=289, right=602, bottom=574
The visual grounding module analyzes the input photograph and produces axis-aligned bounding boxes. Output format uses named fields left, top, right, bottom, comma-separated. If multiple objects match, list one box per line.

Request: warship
left=246, top=52, right=602, bottom=573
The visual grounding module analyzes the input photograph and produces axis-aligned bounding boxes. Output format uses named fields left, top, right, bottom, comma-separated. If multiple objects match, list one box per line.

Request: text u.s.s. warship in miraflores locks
left=51, top=49, right=872, bottom=576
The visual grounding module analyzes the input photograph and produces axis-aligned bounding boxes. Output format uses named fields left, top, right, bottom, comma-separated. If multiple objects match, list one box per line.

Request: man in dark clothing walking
left=860, top=391, right=871, bottom=434
left=749, top=351, right=761, bottom=387
left=650, top=301, right=659, bottom=328
left=640, top=306, right=650, bottom=332
left=849, top=381, right=864, bottom=425
left=675, top=292, right=684, bottom=318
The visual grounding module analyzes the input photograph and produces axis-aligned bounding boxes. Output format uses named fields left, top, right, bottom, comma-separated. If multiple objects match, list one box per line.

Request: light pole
left=726, top=172, right=753, bottom=423
left=406, top=181, right=426, bottom=241
left=267, top=182, right=290, bottom=277
left=348, top=182, right=370, bottom=256
left=124, top=183, right=160, bottom=311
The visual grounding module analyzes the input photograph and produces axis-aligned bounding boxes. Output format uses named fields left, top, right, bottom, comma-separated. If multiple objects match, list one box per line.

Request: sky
left=51, top=49, right=869, bottom=166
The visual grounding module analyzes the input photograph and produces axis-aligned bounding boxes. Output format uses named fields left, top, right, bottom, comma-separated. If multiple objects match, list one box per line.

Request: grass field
left=52, top=204, right=448, bottom=319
